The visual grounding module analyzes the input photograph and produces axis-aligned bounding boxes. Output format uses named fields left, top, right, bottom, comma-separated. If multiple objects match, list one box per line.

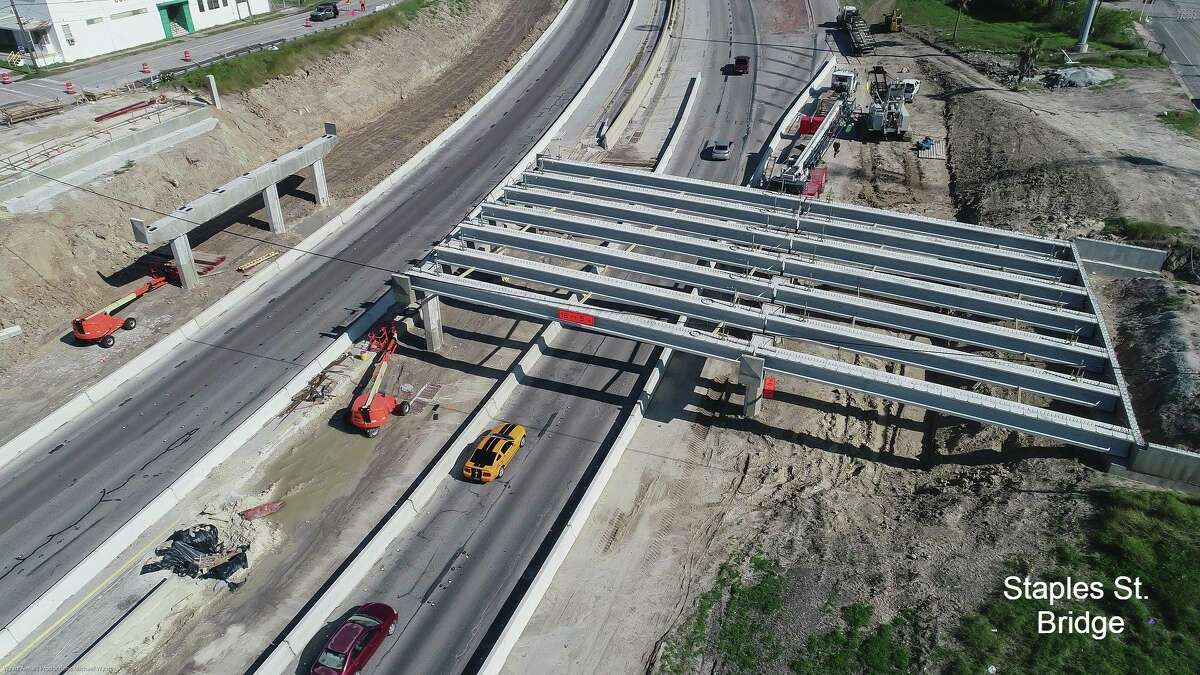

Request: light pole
left=1075, top=0, right=1102, bottom=54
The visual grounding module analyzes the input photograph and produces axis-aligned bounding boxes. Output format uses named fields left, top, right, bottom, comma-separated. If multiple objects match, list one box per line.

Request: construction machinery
left=71, top=272, right=168, bottom=347
left=347, top=322, right=410, bottom=437
left=838, top=6, right=875, bottom=55
left=865, top=66, right=912, bottom=140
left=883, top=10, right=903, bottom=32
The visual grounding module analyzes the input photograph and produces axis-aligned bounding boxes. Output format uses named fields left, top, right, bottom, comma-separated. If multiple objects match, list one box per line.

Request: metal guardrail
left=0, top=96, right=195, bottom=179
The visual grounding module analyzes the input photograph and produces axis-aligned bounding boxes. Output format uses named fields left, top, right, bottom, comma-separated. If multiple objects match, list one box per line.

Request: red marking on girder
left=763, top=376, right=777, bottom=399
left=558, top=309, right=595, bottom=326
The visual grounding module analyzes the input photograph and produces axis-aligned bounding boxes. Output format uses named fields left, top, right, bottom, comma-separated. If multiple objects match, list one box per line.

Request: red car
left=311, top=603, right=398, bottom=674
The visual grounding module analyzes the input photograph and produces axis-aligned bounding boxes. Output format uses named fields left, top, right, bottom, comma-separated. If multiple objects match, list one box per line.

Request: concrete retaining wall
left=0, top=0, right=613, bottom=661
left=749, top=57, right=835, bottom=186
left=1075, top=237, right=1168, bottom=277
left=601, top=0, right=676, bottom=148
left=1130, top=444, right=1200, bottom=486
left=1, top=106, right=214, bottom=203
left=656, top=73, right=700, bottom=170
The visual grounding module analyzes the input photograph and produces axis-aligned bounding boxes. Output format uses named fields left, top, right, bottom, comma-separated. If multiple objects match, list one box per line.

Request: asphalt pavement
left=1146, top=0, right=1200, bottom=104
left=334, top=331, right=657, bottom=674
left=0, top=0, right=622, bottom=634
left=0, top=2, right=382, bottom=106
left=294, top=2, right=834, bottom=674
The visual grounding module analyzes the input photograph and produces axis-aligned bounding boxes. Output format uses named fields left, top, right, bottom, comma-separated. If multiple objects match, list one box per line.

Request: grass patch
left=946, top=489, right=1200, bottom=674
left=658, top=555, right=788, bottom=674
left=1157, top=110, right=1200, bottom=140
left=898, top=0, right=1164, bottom=67
left=661, top=489, right=1200, bottom=673
left=1102, top=216, right=1185, bottom=242
left=790, top=604, right=912, bottom=675
left=174, top=0, right=457, bottom=93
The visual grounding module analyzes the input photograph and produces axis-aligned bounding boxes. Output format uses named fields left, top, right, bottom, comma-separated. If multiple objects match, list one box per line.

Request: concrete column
left=312, top=158, right=330, bottom=206
left=262, top=183, right=286, bottom=234
left=171, top=234, right=200, bottom=290
left=391, top=273, right=416, bottom=307
left=207, top=75, right=221, bottom=110
left=419, top=294, right=444, bottom=352
left=739, top=354, right=766, bottom=419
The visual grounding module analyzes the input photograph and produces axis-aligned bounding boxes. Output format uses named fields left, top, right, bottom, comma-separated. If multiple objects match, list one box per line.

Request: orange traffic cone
left=182, top=49, right=191, bottom=62
left=0, top=72, right=10, bottom=85
left=140, top=62, right=151, bottom=74
left=304, top=17, right=313, bottom=27
left=65, top=80, right=75, bottom=95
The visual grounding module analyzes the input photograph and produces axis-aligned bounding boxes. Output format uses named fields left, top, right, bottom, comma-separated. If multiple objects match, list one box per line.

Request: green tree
left=1016, top=33, right=1044, bottom=88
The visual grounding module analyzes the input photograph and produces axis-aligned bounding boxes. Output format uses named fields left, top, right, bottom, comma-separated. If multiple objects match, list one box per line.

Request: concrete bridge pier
left=739, top=353, right=766, bottom=419
left=312, top=158, right=330, bottom=206
left=262, top=183, right=286, bottom=234
left=419, top=292, right=444, bottom=352
left=170, top=234, right=200, bottom=290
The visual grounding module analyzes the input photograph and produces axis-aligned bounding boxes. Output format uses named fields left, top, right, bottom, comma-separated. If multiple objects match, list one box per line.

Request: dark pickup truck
left=733, top=55, right=750, bottom=75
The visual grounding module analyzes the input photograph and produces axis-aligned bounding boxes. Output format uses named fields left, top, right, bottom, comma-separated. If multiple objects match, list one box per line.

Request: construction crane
left=347, top=322, right=410, bottom=437
left=71, top=272, right=168, bottom=348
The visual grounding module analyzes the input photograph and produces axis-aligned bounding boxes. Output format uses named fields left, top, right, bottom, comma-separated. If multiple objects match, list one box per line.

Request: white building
left=1, top=0, right=271, bottom=66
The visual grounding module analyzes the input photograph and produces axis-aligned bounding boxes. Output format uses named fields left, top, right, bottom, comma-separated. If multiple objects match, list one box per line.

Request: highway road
left=310, top=332, right=658, bottom=674
left=0, top=2, right=390, bottom=106
left=288, top=2, right=838, bottom=674
left=0, top=0, right=628, bottom=637
left=1146, top=0, right=1200, bottom=104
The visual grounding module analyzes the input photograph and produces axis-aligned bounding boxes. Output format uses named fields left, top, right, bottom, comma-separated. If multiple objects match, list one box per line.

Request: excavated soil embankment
left=0, top=0, right=555, bottom=364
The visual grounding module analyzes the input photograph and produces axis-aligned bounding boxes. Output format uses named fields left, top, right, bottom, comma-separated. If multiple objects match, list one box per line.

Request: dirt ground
left=0, top=0, right=558, bottom=440
left=508, top=32, right=1199, bottom=675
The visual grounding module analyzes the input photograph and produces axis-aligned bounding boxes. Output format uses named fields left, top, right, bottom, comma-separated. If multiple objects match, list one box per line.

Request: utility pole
left=952, top=0, right=969, bottom=44
left=1075, top=0, right=1102, bottom=54
left=7, top=0, right=38, bottom=70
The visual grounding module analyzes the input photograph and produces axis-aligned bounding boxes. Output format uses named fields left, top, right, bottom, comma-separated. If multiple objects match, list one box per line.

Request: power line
left=0, top=158, right=401, bottom=275
left=3, top=158, right=1197, bottom=380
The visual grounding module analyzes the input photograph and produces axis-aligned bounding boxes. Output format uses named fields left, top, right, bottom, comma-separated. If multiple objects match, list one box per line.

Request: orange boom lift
left=348, top=322, right=410, bottom=437
left=71, top=272, right=168, bottom=348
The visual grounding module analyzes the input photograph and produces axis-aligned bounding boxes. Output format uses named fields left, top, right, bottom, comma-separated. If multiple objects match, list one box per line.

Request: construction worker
left=832, top=141, right=842, bottom=157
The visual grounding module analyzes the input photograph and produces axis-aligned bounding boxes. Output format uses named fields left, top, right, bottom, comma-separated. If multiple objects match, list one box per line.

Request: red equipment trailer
left=71, top=273, right=168, bottom=348
left=348, top=322, right=410, bottom=437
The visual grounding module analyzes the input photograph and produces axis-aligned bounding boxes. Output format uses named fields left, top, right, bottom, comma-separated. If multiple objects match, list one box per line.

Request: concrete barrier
left=477, top=73, right=694, bottom=674
left=478, top=338, right=672, bottom=674
left=748, top=56, right=836, bottom=186
left=601, top=0, right=677, bottom=148
left=655, top=73, right=701, bottom=170
left=254, top=0, right=643, bottom=668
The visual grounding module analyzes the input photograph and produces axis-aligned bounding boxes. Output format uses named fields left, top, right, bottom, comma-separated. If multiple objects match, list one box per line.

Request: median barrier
left=252, top=0, right=642, bottom=669
left=601, top=0, right=677, bottom=148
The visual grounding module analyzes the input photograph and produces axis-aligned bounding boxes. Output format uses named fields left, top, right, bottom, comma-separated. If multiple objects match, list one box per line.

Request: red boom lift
left=71, top=273, right=168, bottom=348
left=348, top=322, right=410, bottom=437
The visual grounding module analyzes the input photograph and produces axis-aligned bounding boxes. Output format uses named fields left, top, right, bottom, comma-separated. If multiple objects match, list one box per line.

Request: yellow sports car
left=462, top=422, right=527, bottom=482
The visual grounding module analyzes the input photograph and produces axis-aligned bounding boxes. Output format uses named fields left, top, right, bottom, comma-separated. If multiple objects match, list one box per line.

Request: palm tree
left=1016, top=34, right=1044, bottom=88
